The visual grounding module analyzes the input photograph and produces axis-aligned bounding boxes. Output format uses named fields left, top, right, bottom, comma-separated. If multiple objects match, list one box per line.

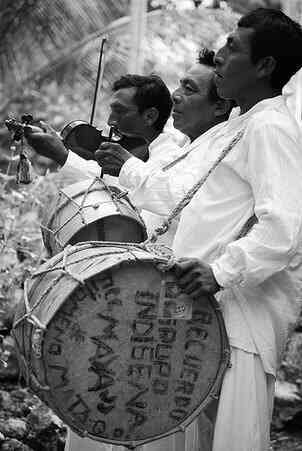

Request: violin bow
left=90, top=37, right=107, bottom=126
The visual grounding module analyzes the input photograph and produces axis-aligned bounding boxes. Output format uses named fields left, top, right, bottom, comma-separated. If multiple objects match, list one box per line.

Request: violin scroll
left=5, top=114, right=43, bottom=142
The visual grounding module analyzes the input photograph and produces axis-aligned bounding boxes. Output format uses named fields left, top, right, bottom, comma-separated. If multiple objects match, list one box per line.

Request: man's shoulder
left=246, top=104, right=301, bottom=138
left=148, top=131, right=183, bottom=161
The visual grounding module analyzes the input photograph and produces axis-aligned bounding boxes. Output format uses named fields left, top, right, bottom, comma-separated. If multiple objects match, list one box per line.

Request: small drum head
left=41, top=179, right=147, bottom=255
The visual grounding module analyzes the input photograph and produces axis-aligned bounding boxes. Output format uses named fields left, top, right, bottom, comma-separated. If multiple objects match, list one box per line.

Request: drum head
left=14, top=243, right=229, bottom=447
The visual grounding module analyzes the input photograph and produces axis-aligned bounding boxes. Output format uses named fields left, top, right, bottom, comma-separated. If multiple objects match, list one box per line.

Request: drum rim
left=41, top=181, right=147, bottom=254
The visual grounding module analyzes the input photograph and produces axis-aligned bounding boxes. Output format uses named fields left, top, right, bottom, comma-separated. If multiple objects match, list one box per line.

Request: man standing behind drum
left=96, top=8, right=302, bottom=451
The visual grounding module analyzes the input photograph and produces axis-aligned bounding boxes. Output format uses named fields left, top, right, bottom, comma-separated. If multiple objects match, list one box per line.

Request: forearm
left=60, top=150, right=102, bottom=179
left=119, top=156, right=195, bottom=216
left=211, top=208, right=302, bottom=288
left=24, top=125, right=69, bottom=166
left=212, top=119, right=302, bottom=288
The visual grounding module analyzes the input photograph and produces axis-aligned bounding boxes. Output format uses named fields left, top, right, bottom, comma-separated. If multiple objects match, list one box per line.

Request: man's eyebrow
left=180, top=77, right=198, bottom=88
left=110, top=100, right=124, bottom=107
left=226, top=34, right=239, bottom=47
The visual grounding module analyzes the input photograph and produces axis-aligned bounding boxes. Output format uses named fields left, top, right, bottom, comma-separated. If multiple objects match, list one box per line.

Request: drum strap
left=236, top=213, right=258, bottom=239
left=146, top=129, right=245, bottom=244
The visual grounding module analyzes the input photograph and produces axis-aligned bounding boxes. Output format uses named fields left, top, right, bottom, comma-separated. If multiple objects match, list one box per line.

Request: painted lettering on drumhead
left=127, top=363, right=153, bottom=379
left=48, top=363, right=70, bottom=389
left=153, top=360, right=171, bottom=378
left=167, top=312, right=213, bottom=423
left=42, top=264, right=221, bottom=439
left=152, top=378, right=168, bottom=394
left=126, top=382, right=148, bottom=410
left=131, top=319, right=154, bottom=341
left=131, top=345, right=154, bottom=361
left=135, top=290, right=159, bottom=319
left=97, top=389, right=117, bottom=415
left=96, top=313, right=119, bottom=341
left=158, top=327, right=176, bottom=343
left=190, top=309, right=213, bottom=325
left=67, top=393, right=91, bottom=424
left=91, top=419, right=106, bottom=435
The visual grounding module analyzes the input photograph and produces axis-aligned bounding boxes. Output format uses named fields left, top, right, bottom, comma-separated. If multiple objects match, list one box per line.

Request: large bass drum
left=12, top=242, right=230, bottom=448
left=41, top=178, right=147, bottom=256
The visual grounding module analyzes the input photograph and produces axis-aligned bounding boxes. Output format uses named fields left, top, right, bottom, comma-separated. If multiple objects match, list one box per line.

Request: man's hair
left=238, top=8, right=302, bottom=91
left=112, top=74, right=172, bottom=131
left=198, top=47, right=235, bottom=115
left=197, top=47, right=220, bottom=103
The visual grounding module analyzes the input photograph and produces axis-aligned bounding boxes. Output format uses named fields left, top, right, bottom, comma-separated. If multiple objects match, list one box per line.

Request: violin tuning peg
left=21, top=114, right=34, bottom=124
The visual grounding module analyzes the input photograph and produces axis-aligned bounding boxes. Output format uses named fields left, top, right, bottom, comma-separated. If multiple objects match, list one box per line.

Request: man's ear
left=143, top=107, right=159, bottom=127
left=256, top=55, right=277, bottom=80
left=214, top=99, right=234, bottom=119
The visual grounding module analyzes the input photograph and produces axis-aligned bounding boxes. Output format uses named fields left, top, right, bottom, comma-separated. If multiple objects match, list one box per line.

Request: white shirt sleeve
left=211, top=117, right=302, bottom=288
left=119, top=154, right=197, bottom=216
left=60, top=150, right=101, bottom=182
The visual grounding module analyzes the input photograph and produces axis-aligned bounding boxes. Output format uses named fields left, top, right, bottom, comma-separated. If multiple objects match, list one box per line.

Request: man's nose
left=108, top=115, right=118, bottom=127
left=214, top=50, right=224, bottom=67
left=172, top=90, right=182, bottom=104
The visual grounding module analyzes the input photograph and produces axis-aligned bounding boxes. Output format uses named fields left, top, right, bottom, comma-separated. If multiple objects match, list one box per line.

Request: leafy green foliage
left=0, top=170, right=60, bottom=331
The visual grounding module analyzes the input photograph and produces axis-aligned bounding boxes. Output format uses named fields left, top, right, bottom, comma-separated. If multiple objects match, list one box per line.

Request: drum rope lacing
left=14, top=242, right=169, bottom=330
left=40, top=176, right=146, bottom=251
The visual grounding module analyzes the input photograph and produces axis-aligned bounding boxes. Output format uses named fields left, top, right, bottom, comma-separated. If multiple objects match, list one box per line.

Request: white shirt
left=59, top=131, right=183, bottom=245
left=283, top=68, right=302, bottom=125
left=119, top=96, right=302, bottom=376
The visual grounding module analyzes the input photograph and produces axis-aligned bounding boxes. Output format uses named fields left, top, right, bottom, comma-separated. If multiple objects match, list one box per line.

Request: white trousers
left=64, top=347, right=275, bottom=451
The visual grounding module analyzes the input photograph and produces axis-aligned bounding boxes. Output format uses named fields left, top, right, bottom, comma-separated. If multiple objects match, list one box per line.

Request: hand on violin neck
left=24, top=121, right=68, bottom=166
left=95, top=142, right=133, bottom=177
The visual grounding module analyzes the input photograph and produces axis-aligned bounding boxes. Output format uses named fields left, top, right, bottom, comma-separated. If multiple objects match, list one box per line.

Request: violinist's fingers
left=101, top=164, right=120, bottom=177
left=95, top=149, right=114, bottom=163
left=37, top=121, right=58, bottom=136
left=177, top=270, right=197, bottom=288
left=179, top=280, right=201, bottom=295
left=99, top=142, right=121, bottom=151
left=174, top=258, right=199, bottom=277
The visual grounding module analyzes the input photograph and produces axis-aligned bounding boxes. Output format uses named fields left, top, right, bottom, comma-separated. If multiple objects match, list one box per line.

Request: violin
left=60, top=120, right=148, bottom=160
left=59, top=37, right=147, bottom=161
left=5, top=114, right=42, bottom=141
left=5, top=115, right=149, bottom=163
left=5, top=38, right=148, bottom=165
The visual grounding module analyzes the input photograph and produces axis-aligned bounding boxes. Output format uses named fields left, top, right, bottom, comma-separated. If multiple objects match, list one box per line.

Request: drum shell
left=41, top=179, right=147, bottom=256
left=12, top=242, right=230, bottom=447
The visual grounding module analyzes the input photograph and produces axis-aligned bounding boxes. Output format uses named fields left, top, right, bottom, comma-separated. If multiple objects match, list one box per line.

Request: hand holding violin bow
left=95, top=141, right=133, bottom=177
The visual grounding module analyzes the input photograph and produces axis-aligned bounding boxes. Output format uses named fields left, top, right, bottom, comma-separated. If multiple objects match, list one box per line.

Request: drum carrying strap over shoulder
left=146, top=130, right=245, bottom=244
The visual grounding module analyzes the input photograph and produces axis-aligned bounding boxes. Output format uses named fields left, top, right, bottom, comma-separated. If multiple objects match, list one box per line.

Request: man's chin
left=216, top=84, right=233, bottom=101
left=118, top=129, right=142, bottom=138
left=172, top=117, right=184, bottom=130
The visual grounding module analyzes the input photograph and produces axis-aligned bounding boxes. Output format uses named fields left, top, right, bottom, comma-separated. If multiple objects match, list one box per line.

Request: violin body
left=6, top=117, right=149, bottom=162
left=61, top=120, right=148, bottom=161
